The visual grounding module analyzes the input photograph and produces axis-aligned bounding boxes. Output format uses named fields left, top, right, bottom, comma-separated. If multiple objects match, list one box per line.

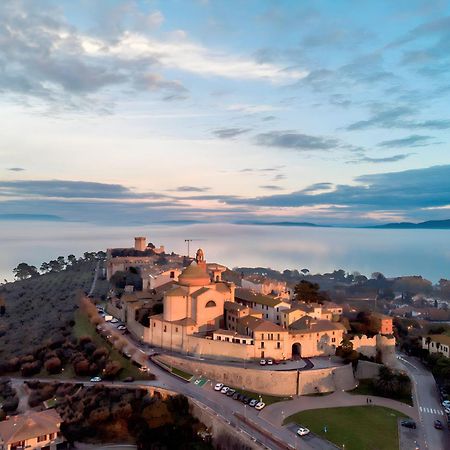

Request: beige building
left=107, top=247, right=378, bottom=361
left=422, top=334, right=450, bottom=358
left=241, top=274, right=290, bottom=298
left=0, top=410, right=66, bottom=450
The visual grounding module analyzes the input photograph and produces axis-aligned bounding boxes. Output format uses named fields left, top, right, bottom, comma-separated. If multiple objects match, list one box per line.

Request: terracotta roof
left=166, top=286, right=188, bottom=297
left=215, top=283, right=232, bottom=293
left=191, top=287, right=211, bottom=298
left=238, top=315, right=263, bottom=330
left=426, top=334, right=450, bottom=347
left=0, top=410, right=62, bottom=444
left=224, top=301, right=248, bottom=312
left=178, top=262, right=211, bottom=286
left=290, top=317, right=345, bottom=333
left=235, top=288, right=284, bottom=308
left=253, top=320, right=285, bottom=332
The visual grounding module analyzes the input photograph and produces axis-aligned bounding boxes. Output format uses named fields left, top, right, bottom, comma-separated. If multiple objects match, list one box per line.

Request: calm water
left=1, top=221, right=450, bottom=283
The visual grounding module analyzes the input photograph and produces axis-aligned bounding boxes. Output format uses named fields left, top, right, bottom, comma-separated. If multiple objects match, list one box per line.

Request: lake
left=1, top=221, right=450, bottom=283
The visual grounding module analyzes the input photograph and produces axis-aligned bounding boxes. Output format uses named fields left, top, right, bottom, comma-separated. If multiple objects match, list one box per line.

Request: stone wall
left=355, top=360, right=383, bottom=380
left=155, top=354, right=356, bottom=396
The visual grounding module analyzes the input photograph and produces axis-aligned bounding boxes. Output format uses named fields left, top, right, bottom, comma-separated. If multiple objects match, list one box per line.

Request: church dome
left=178, top=261, right=211, bottom=286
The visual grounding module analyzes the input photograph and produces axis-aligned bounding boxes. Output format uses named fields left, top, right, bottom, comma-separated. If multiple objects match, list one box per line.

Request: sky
left=1, top=0, right=450, bottom=226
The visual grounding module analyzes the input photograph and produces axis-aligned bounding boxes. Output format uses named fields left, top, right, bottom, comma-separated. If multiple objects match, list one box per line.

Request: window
left=175, top=327, right=178, bottom=333
left=265, top=314, right=269, bottom=319
left=261, top=333, right=264, bottom=340
left=164, top=325, right=167, bottom=332
left=205, top=300, right=216, bottom=308
left=261, top=341, right=265, bottom=348
left=277, top=333, right=280, bottom=340
left=48, top=433, right=55, bottom=440
left=170, top=271, right=175, bottom=278
left=153, top=322, right=156, bottom=327
left=217, top=336, right=221, bottom=340
left=332, top=338, right=336, bottom=343
left=225, top=337, right=229, bottom=342
left=243, top=340, right=246, bottom=344
left=38, top=435, right=47, bottom=442
left=277, top=342, right=281, bottom=349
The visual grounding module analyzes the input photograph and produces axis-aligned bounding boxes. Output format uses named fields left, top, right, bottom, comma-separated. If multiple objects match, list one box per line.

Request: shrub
left=21, top=361, right=41, bottom=377
left=1, top=396, right=19, bottom=413
left=74, top=359, right=90, bottom=376
left=92, top=347, right=109, bottom=360
left=103, top=361, right=122, bottom=379
left=45, top=357, right=62, bottom=374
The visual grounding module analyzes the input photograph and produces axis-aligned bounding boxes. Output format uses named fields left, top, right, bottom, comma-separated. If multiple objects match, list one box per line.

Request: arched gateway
left=292, top=342, right=302, bottom=359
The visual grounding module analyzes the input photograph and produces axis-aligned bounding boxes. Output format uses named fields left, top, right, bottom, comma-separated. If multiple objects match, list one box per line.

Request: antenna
left=184, top=239, right=193, bottom=258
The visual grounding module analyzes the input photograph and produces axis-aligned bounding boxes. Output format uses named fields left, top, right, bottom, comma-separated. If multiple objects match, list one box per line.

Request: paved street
left=396, top=354, right=450, bottom=450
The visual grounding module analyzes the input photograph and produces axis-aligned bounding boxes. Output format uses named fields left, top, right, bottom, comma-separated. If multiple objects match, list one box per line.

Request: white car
left=110, top=318, right=119, bottom=324
left=90, top=376, right=102, bottom=382
left=255, top=402, right=266, bottom=410
left=214, top=383, right=224, bottom=391
left=297, top=427, right=310, bottom=436
left=259, top=359, right=266, bottom=366
left=267, top=359, right=273, bottom=365
left=117, top=325, right=126, bottom=330
left=249, top=399, right=258, bottom=407
left=442, top=400, right=450, bottom=408
left=221, top=386, right=229, bottom=394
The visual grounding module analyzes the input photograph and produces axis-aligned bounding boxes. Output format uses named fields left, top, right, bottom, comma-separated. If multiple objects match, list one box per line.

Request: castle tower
left=134, top=237, right=147, bottom=251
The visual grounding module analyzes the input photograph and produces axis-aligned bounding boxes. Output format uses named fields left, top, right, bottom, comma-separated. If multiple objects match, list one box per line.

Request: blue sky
left=0, top=0, right=450, bottom=225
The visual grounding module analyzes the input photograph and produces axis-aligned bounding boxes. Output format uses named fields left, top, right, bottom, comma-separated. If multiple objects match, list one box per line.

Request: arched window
left=205, top=300, right=216, bottom=308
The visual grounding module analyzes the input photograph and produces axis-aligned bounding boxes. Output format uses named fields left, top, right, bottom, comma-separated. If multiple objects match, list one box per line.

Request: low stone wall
left=155, top=354, right=356, bottom=396
left=356, top=360, right=383, bottom=380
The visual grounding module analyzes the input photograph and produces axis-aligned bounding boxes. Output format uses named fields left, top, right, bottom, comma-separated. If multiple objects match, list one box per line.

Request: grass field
left=284, top=405, right=407, bottom=450
left=73, top=310, right=149, bottom=380
left=349, top=379, right=413, bottom=405
left=171, top=367, right=193, bottom=381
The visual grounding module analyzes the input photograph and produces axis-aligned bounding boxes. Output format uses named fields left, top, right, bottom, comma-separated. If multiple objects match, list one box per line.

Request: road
left=396, top=354, right=450, bottom=450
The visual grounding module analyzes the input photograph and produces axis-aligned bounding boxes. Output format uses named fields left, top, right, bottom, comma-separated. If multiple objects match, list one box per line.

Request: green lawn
left=349, top=379, right=413, bottom=406
left=73, top=310, right=150, bottom=380
left=233, top=387, right=291, bottom=405
left=284, top=406, right=407, bottom=450
left=171, top=367, right=193, bottom=381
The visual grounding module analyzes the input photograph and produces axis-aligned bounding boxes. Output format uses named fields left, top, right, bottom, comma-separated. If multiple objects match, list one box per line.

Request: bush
left=21, top=361, right=41, bottom=377
left=45, top=357, right=62, bottom=374
left=103, top=361, right=122, bottom=379
left=74, top=359, right=90, bottom=376
left=1, top=396, right=19, bottom=413
left=92, top=347, right=109, bottom=360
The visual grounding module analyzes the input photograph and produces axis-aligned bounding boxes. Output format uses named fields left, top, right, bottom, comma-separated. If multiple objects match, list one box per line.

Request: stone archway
left=292, top=342, right=302, bottom=359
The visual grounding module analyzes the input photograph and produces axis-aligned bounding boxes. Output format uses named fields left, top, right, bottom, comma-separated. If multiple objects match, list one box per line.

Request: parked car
left=434, top=419, right=443, bottom=430
left=442, top=400, right=450, bottom=408
left=242, top=396, right=250, bottom=404
left=123, top=376, right=135, bottom=382
left=297, top=427, right=310, bottom=436
left=249, top=399, right=258, bottom=407
left=226, top=389, right=236, bottom=397
left=400, top=420, right=417, bottom=429
left=117, top=325, right=127, bottom=331
left=90, top=377, right=102, bottom=382
left=110, top=318, right=119, bottom=324
left=214, top=383, right=224, bottom=391
left=259, top=359, right=266, bottom=366
left=255, top=402, right=266, bottom=410
left=232, top=392, right=240, bottom=400
left=267, top=359, right=273, bottom=365
left=220, top=386, right=229, bottom=394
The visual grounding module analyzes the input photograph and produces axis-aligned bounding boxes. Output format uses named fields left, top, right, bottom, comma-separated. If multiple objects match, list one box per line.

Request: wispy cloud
left=173, top=186, right=210, bottom=193
left=213, top=128, right=251, bottom=139
left=377, top=135, right=433, bottom=148
left=7, top=167, right=26, bottom=172
left=347, top=154, right=413, bottom=164
left=255, top=130, right=339, bottom=151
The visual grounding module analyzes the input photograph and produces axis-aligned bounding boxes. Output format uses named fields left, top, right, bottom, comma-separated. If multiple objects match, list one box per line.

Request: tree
left=57, top=256, right=66, bottom=269
left=301, top=268, right=309, bottom=275
left=13, top=263, right=39, bottom=280
left=48, top=260, right=62, bottom=272
left=44, top=357, right=62, bottom=374
left=293, top=280, right=329, bottom=304
left=67, top=254, right=77, bottom=266
left=40, top=262, right=50, bottom=273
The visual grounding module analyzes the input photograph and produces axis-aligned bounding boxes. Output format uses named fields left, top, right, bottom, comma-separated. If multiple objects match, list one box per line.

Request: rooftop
left=235, top=288, right=285, bottom=308
left=426, top=334, right=450, bottom=347
left=0, top=410, right=62, bottom=444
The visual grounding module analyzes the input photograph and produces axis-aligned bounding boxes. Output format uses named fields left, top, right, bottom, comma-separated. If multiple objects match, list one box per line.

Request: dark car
left=401, top=420, right=416, bottom=429
left=232, top=392, right=240, bottom=400
left=242, top=396, right=250, bottom=404
left=226, top=389, right=236, bottom=397
left=434, top=419, right=443, bottom=430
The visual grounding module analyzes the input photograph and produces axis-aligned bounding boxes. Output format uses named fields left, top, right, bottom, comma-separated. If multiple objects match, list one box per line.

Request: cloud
left=377, top=135, right=433, bottom=148
left=7, top=167, right=25, bottom=172
left=259, top=185, right=284, bottom=191
left=346, top=106, right=450, bottom=131
left=213, top=128, right=251, bottom=139
left=347, top=154, right=413, bottom=164
left=0, top=179, right=164, bottom=199
left=227, top=165, right=450, bottom=212
left=226, top=104, right=282, bottom=113
left=255, top=131, right=339, bottom=151
left=173, top=186, right=210, bottom=193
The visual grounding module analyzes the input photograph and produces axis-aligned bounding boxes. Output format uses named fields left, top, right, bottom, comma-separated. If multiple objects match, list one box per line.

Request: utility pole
left=184, top=239, right=193, bottom=258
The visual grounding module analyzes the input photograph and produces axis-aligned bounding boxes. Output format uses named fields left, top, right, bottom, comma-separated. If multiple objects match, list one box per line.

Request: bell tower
left=195, top=248, right=207, bottom=271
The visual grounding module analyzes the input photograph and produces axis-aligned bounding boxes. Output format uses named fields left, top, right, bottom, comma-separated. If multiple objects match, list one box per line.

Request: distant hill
left=235, top=220, right=322, bottom=227
left=0, top=214, right=63, bottom=221
left=372, top=219, right=450, bottom=229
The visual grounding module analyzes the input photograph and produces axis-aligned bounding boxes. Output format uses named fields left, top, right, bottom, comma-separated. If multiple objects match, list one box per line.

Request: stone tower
left=134, top=237, right=147, bottom=251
